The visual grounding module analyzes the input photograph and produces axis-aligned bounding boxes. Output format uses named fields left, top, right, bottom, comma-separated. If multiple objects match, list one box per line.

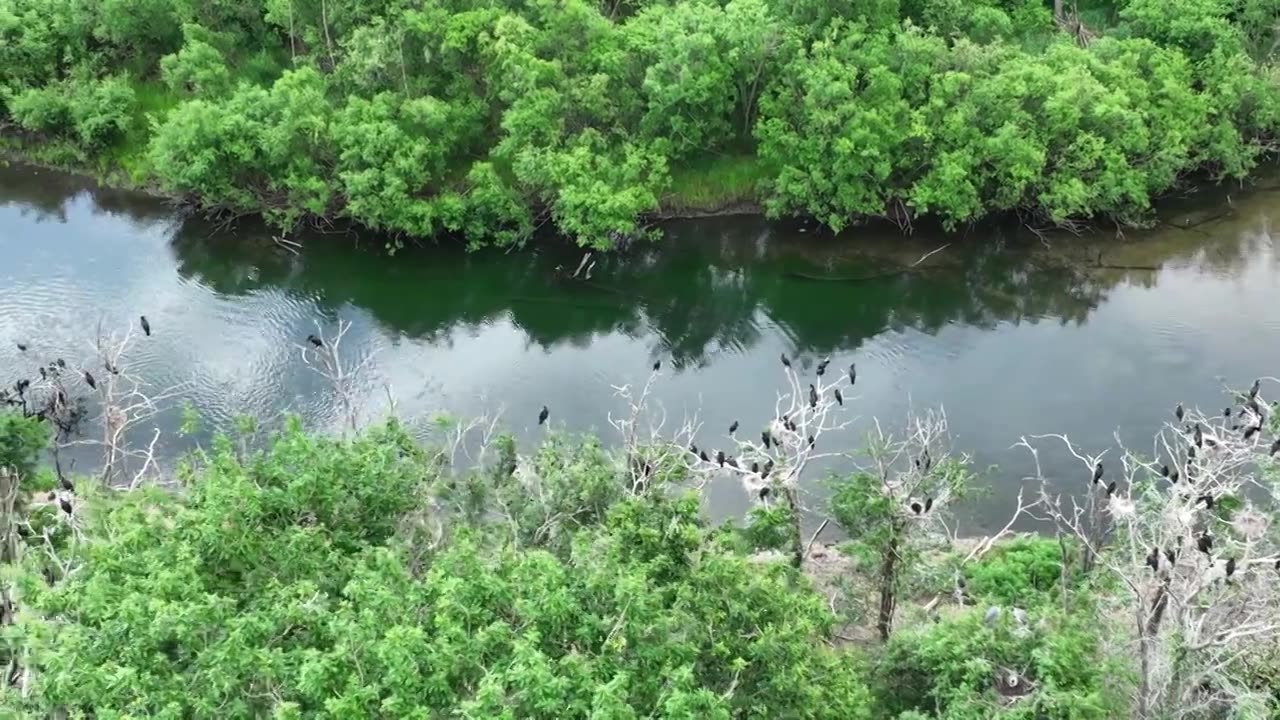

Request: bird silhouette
left=807, top=435, right=815, bottom=449
left=729, top=420, right=739, bottom=434
left=1197, top=533, right=1213, bottom=554
left=1188, top=446, right=1196, bottom=460
left=538, top=405, right=549, bottom=425
left=1175, top=403, right=1185, bottom=422
left=1146, top=548, right=1159, bottom=572
left=83, top=371, right=96, bottom=390
left=1198, top=494, right=1215, bottom=510
left=910, top=501, right=922, bottom=514
left=1250, top=379, right=1261, bottom=399
left=761, top=464, right=771, bottom=480
left=690, top=444, right=699, bottom=456
left=15, top=343, right=27, bottom=352
left=1160, top=464, right=1170, bottom=478
left=764, top=459, right=774, bottom=474
left=140, top=315, right=151, bottom=337
left=816, top=359, right=829, bottom=376
left=59, top=476, right=74, bottom=492
left=38, top=367, right=46, bottom=380
left=1244, top=424, right=1260, bottom=441
left=1164, top=548, right=1177, bottom=566
left=700, top=450, right=710, bottom=462
left=834, top=388, right=843, bottom=406
left=1093, top=462, right=1104, bottom=484
left=59, top=497, right=72, bottom=515
left=652, top=360, right=661, bottom=372
left=14, top=379, right=29, bottom=394
left=716, top=450, right=725, bottom=467
left=726, top=457, right=738, bottom=469
left=1170, top=467, right=1180, bottom=483
left=849, top=363, right=857, bottom=385
left=1226, top=557, right=1237, bottom=578
left=808, top=384, right=818, bottom=408
left=924, top=497, right=933, bottom=513
left=752, top=462, right=759, bottom=474
left=1194, top=425, right=1203, bottom=448
left=759, top=486, right=771, bottom=500
left=1106, top=481, right=1117, bottom=498
left=307, top=334, right=324, bottom=348
left=55, top=358, right=66, bottom=369
left=921, top=450, right=932, bottom=471
left=762, top=430, right=771, bottom=449
left=1224, top=407, right=1232, bottom=418
left=780, top=353, right=791, bottom=369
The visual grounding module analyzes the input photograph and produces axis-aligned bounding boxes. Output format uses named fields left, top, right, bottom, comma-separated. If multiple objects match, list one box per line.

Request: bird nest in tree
left=994, top=668, right=1036, bottom=701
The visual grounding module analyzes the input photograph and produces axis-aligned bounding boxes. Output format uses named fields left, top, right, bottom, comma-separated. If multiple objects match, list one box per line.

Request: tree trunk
left=785, top=486, right=803, bottom=569
left=877, top=532, right=900, bottom=641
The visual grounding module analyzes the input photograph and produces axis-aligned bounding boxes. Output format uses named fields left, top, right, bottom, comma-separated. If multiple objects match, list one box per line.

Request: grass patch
left=662, top=153, right=770, bottom=214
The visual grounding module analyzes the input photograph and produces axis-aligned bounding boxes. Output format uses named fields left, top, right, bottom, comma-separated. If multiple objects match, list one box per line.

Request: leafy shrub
left=961, top=536, right=1075, bottom=607
left=8, top=74, right=136, bottom=150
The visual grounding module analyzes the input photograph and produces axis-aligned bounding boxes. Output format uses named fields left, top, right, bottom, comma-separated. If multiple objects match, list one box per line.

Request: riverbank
left=2, top=0, right=1276, bottom=251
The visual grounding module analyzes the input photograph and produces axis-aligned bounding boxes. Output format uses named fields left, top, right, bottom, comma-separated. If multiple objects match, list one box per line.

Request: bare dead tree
left=299, top=319, right=378, bottom=435
left=1023, top=381, right=1280, bottom=719
left=64, top=322, right=191, bottom=488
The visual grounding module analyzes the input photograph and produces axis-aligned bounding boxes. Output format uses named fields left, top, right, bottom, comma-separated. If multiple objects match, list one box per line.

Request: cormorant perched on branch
left=780, top=353, right=791, bottom=369
left=910, top=501, right=922, bottom=514
left=1175, top=403, right=1184, bottom=422
left=1244, top=424, right=1260, bottom=441
left=1249, top=378, right=1261, bottom=400
left=58, top=497, right=71, bottom=515
left=140, top=315, right=151, bottom=337
left=307, top=334, right=324, bottom=348
left=1146, top=547, right=1159, bottom=572
left=762, top=430, right=771, bottom=449
left=729, top=420, right=739, bottom=434
left=1226, top=557, right=1237, bottom=579
left=15, top=343, right=26, bottom=352
left=652, top=360, right=660, bottom=372
left=759, top=486, right=771, bottom=500
left=808, top=384, right=818, bottom=408
left=816, top=359, right=829, bottom=376
left=1092, top=462, right=1103, bottom=485
left=716, top=450, right=725, bottom=467
left=1160, top=464, right=1170, bottom=478
left=924, top=497, right=933, bottom=513
left=1197, top=533, right=1213, bottom=555
left=538, top=405, right=549, bottom=425
left=1106, top=481, right=1117, bottom=498
left=834, top=388, right=843, bottom=406
left=849, top=363, right=857, bottom=385
left=83, top=371, right=96, bottom=390
left=700, top=450, right=709, bottom=463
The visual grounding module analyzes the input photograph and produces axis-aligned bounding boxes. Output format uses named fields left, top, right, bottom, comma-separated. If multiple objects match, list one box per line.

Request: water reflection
left=1, top=163, right=1278, bottom=531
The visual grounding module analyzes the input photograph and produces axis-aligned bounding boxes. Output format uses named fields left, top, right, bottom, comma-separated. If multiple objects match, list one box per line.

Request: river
left=2, top=163, right=1278, bottom=532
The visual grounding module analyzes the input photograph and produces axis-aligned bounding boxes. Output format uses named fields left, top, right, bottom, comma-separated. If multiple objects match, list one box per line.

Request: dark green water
left=3, top=164, right=1279, bottom=531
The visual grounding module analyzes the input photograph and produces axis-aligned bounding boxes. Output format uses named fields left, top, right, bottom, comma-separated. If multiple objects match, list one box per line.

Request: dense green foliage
left=1, top=0, right=1276, bottom=248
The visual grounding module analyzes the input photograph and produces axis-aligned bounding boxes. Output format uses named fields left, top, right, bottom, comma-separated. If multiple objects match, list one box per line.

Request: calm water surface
left=2, top=164, right=1278, bottom=532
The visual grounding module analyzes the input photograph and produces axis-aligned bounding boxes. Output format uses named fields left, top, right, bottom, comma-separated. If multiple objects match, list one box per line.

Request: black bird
left=726, top=457, right=738, bottom=469
left=1175, top=403, right=1185, bottom=422
left=1170, top=467, right=1180, bottom=484
left=307, top=334, right=324, bottom=349
left=1164, top=548, right=1177, bottom=566
left=538, top=405, right=549, bottom=425
left=807, top=435, right=815, bottom=449
left=83, top=371, right=96, bottom=390
left=1194, top=425, right=1203, bottom=448
left=922, top=449, right=932, bottom=471
left=140, top=315, right=151, bottom=337
left=1197, top=494, right=1215, bottom=510
left=729, top=420, right=739, bottom=434
left=716, top=450, right=725, bottom=467
left=780, top=353, right=791, bottom=369
left=1160, top=464, right=1170, bottom=478
left=700, top=450, right=710, bottom=463
left=38, top=367, right=46, bottom=380
left=690, top=443, right=699, bottom=456
left=1244, top=424, right=1260, bottom=441
left=1270, top=437, right=1280, bottom=456
left=652, top=360, right=661, bottom=372
left=1146, top=547, right=1159, bottom=572
left=752, top=462, right=760, bottom=474
left=764, top=459, right=774, bottom=474
left=834, top=388, right=843, bottom=406
left=759, top=486, right=771, bottom=500
left=14, top=379, right=28, bottom=394
left=786, top=419, right=796, bottom=432
left=1188, top=446, right=1196, bottom=460
left=816, top=359, right=830, bottom=376
left=55, top=358, right=66, bottom=369
left=924, top=497, right=933, bottom=513
left=910, top=501, right=922, bottom=514
left=1224, top=407, right=1232, bottom=418
left=762, top=430, right=771, bottom=449
left=59, top=476, right=74, bottom=492
left=1093, top=462, right=1104, bottom=484
left=1225, top=557, right=1237, bottom=578
left=808, top=384, right=818, bottom=408
left=1106, top=481, right=1117, bottom=498
left=58, top=497, right=72, bottom=515
left=849, top=363, right=857, bottom=385
left=1197, top=533, right=1213, bottom=555
left=15, top=343, right=27, bottom=352
left=1249, top=378, right=1261, bottom=400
